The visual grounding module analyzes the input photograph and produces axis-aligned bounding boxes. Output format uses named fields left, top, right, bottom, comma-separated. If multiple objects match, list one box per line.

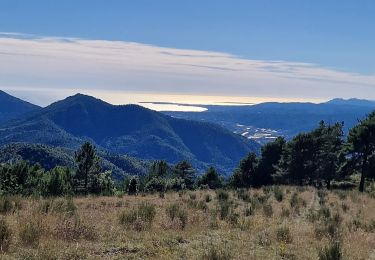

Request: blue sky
left=0, top=1, right=374, bottom=106
left=1, top=0, right=374, bottom=73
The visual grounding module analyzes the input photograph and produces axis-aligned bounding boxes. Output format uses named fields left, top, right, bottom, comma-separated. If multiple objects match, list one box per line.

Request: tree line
left=1, top=111, right=375, bottom=196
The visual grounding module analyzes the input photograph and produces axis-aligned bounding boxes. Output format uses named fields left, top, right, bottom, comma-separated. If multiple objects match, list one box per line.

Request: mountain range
left=2, top=90, right=374, bottom=176
left=0, top=91, right=259, bottom=174
left=164, top=99, right=375, bottom=143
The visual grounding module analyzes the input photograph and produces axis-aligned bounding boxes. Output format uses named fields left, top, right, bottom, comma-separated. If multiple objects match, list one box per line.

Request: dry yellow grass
left=0, top=186, right=375, bottom=259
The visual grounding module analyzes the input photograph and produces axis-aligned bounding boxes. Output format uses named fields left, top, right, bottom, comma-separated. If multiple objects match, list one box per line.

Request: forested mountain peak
left=0, top=93, right=259, bottom=174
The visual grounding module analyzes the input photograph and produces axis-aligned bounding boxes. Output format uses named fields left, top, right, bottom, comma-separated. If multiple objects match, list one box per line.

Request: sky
left=0, top=0, right=374, bottom=108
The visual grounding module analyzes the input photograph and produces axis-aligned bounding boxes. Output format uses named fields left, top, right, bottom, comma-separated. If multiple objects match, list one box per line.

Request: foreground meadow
left=1, top=186, right=375, bottom=259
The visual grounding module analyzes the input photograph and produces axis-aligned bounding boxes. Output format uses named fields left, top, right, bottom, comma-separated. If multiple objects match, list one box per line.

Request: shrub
left=276, top=226, right=293, bottom=243
left=318, top=190, right=328, bottom=205
left=335, top=191, right=347, bottom=200
left=0, top=197, right=13, bottom=214
left=0, top=218, right=11, bottom=252
left=166, top=204, right=180, bottom=221
left=315, top=212, right=342, bottom=239
left=365, top=219, right=375, bottom=232
left=263, top=186, right=272, bottom=195
left=244, top=206, right=254, bottom=217
left=119, top=210, right=137, bottom=226
left=55, top=214, right=97, bottom=241
left=318, top=242, right=342, bottom=260
left=218, top=201, right=232, bottom=220
left=177, top=209, right=188, bottom=229
left=290, top=192, right=300, bottom=208
left=281, top=207, right=290, bottom=218
left=273, top=186, right=284, bottom=202
left=318, top=206, right=331, bottom=219
left=19, top=219, right=42, bottom=247
left=216, top=190, right=229, bottom=201
left=166, top=203, right=188, bottom=229
left=202, top=241, right=232, bottom=260
left=119, top=203, right=156, bottom=230
left=205, top=194, right=212, bottom=203
left=137, top=203, right=156, bottom=225
left=341, top=203, right=349, bottom=213
left=197, top=200, right=208, bottom=212
left=189, top=193, right=196, bottom=200
left=257, top=230, right=271, bottom=247
left=228, top=212, right=239, bottom=226
left=236, top=189, right=250, bottom=202
left=263, top=204, right=273, bottom=218
left=41, top=198, right=77, bottom=217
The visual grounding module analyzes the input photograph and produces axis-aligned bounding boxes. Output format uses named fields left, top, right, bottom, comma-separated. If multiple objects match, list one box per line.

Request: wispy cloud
left=0, top=32, right=374, bottom=106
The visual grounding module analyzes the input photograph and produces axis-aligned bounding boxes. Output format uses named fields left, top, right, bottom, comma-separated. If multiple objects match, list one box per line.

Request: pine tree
left=174, top=161, right=195, bottom=189
left=128, top=176, right=139, bottom=195
left=74, top=142, right=101, bottom=194
left=347, top=112, right=375, bottom=192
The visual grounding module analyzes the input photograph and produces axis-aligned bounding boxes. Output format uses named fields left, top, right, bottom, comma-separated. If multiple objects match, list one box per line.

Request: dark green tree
left=45, top=166, right=74, bottom=196
left=197, top=166, right=223, bottom=189
left=96, top=171, right=114, bottom=195
left=230, top=152, right=258, bottom=188
left=128, top=176, right=139, bottom=195
left=174, top=160, right=196, bottom=189
left=347, top=112, right=375, bottom=192
left=148, top=160, right=170, bottom=178
left=144, top=161, right=170, bottom=192
left=74, top=142, right=101, bottom=194
left=315, top=122, right=344, bottom=189
left=276, top=132, right=317, bottom=185
left=256, top=137, right=285, bottom=186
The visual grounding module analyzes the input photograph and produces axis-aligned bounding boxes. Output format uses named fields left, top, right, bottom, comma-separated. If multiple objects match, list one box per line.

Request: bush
left=257, top=230, right=271, bottom=247
left=318, top=190, right=328, bottom=205
left=40, top=198, right=77, bottom=217
left=166, top=203, right=188, bottom=229
left=19, top=219, right=42, bottom=247
left=119, top=210, right=137, bottom=226
left=315, top=212, right=342, bottom=239
left=318, top=206, right=331, bottom=219
left=228, top=212, right=239, bottom=226
left=244, top=206, right=254, bottom=216
left=290, top=192, right=300, bottom=209
left=177, top=209, right=188, bottom=229
left=281, top=207, right=290, bottom=218
left=189, top=193, right=196, bottom=200
left=197, top=200, right=208, bottom=212
left=119, top=203, right=156, bottom=230
left=216, top=190, right=229, bottom=201
left=205, top=194, right=212, bottom=203
left=276, top=226, right=293, bottom=243
left=55, top=214, right=97, bottom=241
left=236, top=189, right=250, bottom=202
left=218, top=201, right=232, bottom=220
left=263, top=204, right=273, bottom=218
left=273, top=186, right=284, bottom=202
left=166, top=204, right=180, bottom=221
left=202, top=241, right=232, bottom=260
left=0, top=197, right=13, bottom=214
left=318, top=242, right=342, bottom=260
left=137, top=203, right=156, bottom=225
left=341, top=203, right=349, bottom=213
left=0, top=218, right=11, bottom=252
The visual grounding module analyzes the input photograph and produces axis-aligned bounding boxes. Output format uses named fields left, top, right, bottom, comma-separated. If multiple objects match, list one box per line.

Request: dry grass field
left=1, top=186, right=375, bottom=259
